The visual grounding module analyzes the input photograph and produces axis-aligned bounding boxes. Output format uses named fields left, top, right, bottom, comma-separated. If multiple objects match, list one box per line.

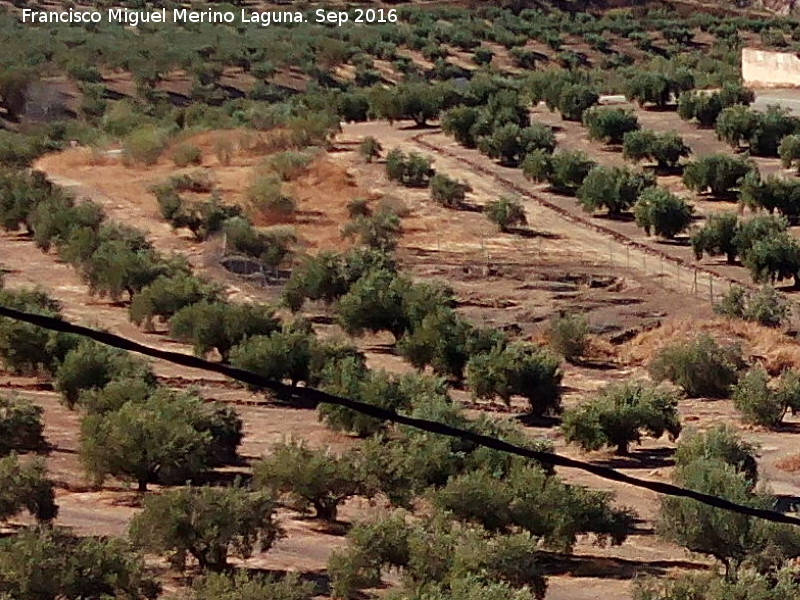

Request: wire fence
left=413, top=131, right=800, bottom=331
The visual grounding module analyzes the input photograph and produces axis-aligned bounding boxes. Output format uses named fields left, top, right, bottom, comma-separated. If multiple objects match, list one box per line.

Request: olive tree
left=79, top=389, right=214, bottom=491
left=0, top=288, right=78, bottom=375
left=465, top=342, right=562, bottom=416
left=0, top=455, right=57, bottom=523
left=561, top=381, right=681, bottom=455
left=0, top=396, right=45, bottom=455
left=485, top=196, right=527, bottom=232
left=691, top=212, right=740, bottom=264
left=743, top=233, right=800, bottom=287
left=779, top=133, right=800, bottom=173
left=430, top=173, right=472, bottom=208
left=633, top=187, right=694, bottom=239
left=577, top=166, right=654, bottom=216
left=682, top=154, right=754, bottom=197
left=54, top=340, right=155, bottom=409
left=253, top=439, right=370, bottom=521
left=658, top=457, right=800, bottom=579
left=168, top=301, right=280, bottom=361
left=433, top=464, right=633, bottom=551
left=582, top=107, right=639, bottom=145
left=229, top=329, right=316, bottom=386
left=0, top=527, right=159, bottom=600
left=522, top=149, right=596, bottom=195
left=189, top=573, right=314, bottom=600
left=129, top=485, right=281, bottom=572
left=622, top=130, right=691, bottom=169
left=129, top=272, right=221, bottom=330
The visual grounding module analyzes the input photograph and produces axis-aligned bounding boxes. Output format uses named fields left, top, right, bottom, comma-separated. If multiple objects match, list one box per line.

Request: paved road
left=753, top=89, right=800, bottom=113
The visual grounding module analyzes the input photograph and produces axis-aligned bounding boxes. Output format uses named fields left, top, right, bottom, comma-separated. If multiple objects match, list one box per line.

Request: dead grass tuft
left=621, top=317, right=800, bottom=373
left=776, top=454, right=800, bottom=473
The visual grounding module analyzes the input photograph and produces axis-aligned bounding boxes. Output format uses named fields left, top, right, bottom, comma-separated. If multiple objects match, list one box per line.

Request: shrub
left=223, top=218, right=295, bottom=269
left=253, top=440, right=370, bottom=521
left=189, top=572, right=314, bottom=600
left=247, top=174, right=296, bottom=219
left=358, top=136, right=382, bottom=163
left=732, top=367, right=786, bottom=428
left=0, top=527, right=159, bottom=600
left=171, top=144, right=202, bottom=167
left=714, top=284, right=789, bottom=327
left=779, top=134, right=800, bottom=172
left=633, top=187, right=694, bottom=239
left=582, top=107, right=640, bottom=145
left=546, top=313, right=589, bottom=362
left=485, top=196, right=527, bottom=232
left=674, top=425, right=758, bottom=484
left=341, top=206, right=402, bottom=252
left=465, top=342, right=562, bottom=416
left=430, top=173, right=472, bottom=208
left=577, top=166, right=654, bottom=216
left=123, top=126, right=169, bottom=166
left=562, top=381, right=681, bottom=455
left=130, top=485, right=280, bottom=572
left=385, top=149, right=435, bottom=188
left=648, top=334, right=744, bottom=398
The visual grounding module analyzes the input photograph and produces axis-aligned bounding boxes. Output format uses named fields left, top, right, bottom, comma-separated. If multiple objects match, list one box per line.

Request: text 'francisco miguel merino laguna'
left=21, top=8, right=317, bottom=27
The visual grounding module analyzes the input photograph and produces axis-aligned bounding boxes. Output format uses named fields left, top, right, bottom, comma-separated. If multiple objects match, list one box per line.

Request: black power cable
left=1, top=304, right=799, bottom=527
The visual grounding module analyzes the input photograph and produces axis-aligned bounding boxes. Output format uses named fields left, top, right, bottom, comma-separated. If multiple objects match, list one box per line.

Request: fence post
left=709, top=274, right=714, bottom=304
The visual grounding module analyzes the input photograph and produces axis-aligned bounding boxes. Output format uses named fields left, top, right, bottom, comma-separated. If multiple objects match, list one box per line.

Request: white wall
left=743, top=48, right=800, bottom=88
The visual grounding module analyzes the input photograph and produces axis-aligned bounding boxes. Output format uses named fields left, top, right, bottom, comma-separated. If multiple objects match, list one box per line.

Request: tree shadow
left=398, top=122, right=440, bottom=131
left=456, top=201, right=485, bottom=213
left=536, top=551, right=707, bottom=579
left=514, top=413, right=561, bottom=428
left=655, top=237, right=691, bottom=247
left=505, top=227, right=560, bottom=239
left=594, top=212, right=634, bottom=223
left=569, top=358, right=619, bottom=371
left=593, top=446, right=675, bottom=470
left=773, top=494, right=800, bottom=513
